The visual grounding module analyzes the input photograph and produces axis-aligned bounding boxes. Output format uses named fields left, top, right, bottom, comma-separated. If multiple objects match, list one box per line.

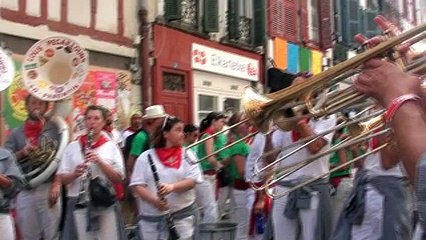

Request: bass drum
left=20, top=36, right=89, bottom=187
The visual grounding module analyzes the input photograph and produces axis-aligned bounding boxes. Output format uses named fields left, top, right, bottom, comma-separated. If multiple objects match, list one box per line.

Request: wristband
left=384, top=94, right=421, bottom=123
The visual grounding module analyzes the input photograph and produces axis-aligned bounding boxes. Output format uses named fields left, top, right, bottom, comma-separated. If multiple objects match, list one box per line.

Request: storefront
left=151, top=24, right=263, bottom=125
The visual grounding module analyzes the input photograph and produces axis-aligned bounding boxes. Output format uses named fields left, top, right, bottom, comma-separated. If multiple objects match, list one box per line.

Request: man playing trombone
left=263, top=76, right=337, bottom=240
left=354, top=57, right=426, bottom=239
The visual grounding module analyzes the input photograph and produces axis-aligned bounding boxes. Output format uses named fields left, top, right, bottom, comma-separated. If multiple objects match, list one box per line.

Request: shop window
left=163, top=72, right=186, bottom=92
left=198, top=94, right=218, bottom=121
left=223, top=98, right=241, bottom=115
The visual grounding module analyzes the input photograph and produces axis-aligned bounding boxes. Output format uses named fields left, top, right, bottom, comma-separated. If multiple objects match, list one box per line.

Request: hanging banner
left=299, top=47, right=311, bottom=72
left=274, top=38, right=288, bottom=70
left=94, top=71, right=117, bottom=113
left=4, top=59, right=29, bottom=131
left=287, top=43, right=300, bottom=74
left=311, top=50, right=323, bottom=75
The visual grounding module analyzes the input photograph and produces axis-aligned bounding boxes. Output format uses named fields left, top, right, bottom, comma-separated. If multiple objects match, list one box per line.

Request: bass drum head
left=22, top=36, right=89, bottom=101
left=0, top=48, right=15, bottom=92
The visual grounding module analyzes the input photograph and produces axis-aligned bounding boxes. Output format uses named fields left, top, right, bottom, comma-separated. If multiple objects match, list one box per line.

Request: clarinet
left=75, top=129, right=94, bottom=208
left=147, top=154, right=180, bottom=240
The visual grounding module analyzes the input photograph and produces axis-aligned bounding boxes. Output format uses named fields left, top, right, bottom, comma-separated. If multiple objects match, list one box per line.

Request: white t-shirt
left=129, top=148, right=203, bottom=216
left=245, top=130, right=286, bottom=182
left=274, top=115, right=337, bottom=180
left=363, top=151, right=404, bottom=177
left=57, top=140, right=125, bottom=197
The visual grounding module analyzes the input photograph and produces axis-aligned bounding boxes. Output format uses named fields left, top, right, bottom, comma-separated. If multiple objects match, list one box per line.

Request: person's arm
left=132, top=185, right=168, bottom=211
left=158, top=179, right=196, bottom=195
left=296, top=119, right=328, bottom=154
left=263, top=132, right=278, bottom=164
left=331, top=148, right=350, bottom=170
left=233, top=155, right=246, bottom=178
left=391, top=101, right=426, bottom=183
left=59, top=162, right=86, bottom=185
left=204, top=137, right=221, bottom=169
left=49, top=175, right=61, bottom=206
left=0, top=175, right=12, bottom=188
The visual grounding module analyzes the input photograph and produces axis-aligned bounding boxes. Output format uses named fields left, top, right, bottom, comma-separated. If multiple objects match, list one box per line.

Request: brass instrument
left=248, top=18, right=426, bottom=199
left=17, top=36, right=88, bottom=187
left=186, top=20, right=425, bottom=165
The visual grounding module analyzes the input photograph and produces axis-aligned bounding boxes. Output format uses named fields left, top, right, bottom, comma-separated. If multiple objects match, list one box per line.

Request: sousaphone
left=20, top=36, right=88, bottom=187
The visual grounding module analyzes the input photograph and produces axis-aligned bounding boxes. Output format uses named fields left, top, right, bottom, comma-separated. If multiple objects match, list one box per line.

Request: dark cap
left=267, top=68, right=296, bottom=93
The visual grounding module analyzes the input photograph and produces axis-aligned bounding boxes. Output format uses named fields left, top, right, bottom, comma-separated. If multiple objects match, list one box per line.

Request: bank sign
left=191, top=43, right=259, bottom=81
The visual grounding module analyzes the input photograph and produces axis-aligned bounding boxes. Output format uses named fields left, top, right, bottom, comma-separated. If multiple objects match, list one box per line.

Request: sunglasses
left=161, top=115, right=178, bottom=130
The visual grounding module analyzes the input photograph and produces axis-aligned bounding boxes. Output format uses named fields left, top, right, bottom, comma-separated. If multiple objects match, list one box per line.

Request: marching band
left=0, top=15, right=425, bottom=240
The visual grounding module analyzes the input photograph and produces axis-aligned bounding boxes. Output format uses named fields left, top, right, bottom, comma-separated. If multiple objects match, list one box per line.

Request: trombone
left=248, top=107, right=383, bottom=191
left=265, top=129, right=390, bottom=199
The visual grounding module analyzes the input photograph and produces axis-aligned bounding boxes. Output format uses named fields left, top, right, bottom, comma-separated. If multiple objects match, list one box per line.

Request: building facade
left=140, top=0, right=265, bottom=124
left=265, top=0, right=333, bottom=91
left=0, top=0, right=141, bottom=140
left=333, top=0, right=424, bottom=63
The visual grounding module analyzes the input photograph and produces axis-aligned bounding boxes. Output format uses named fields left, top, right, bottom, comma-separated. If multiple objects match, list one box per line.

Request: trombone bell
left=242, top=87, right=274, bottom=133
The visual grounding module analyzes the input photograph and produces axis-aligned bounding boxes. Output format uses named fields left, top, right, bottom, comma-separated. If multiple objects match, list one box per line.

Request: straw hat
left=143, top=105, right=167, bottom=119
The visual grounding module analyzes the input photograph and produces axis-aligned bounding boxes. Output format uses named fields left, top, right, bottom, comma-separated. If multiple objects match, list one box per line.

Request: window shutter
left=318, top=0, right=332, bottom=49
left=228, top=0, right=240, bottom=39
left=334, top=0, right=342, bottom=42
left=269, top=0, right=285, bottom=38
left=204, top=0, right=219, bottom=32
left=253, top=0, right=265, bottom=45
left=164, top=0, right=182, bottom=21
left=300, top=0, right=309, bottom=42
left=343, top=0, right=360, bottom=44
left=283, top=0, right=297, bottom=43
left=363, top=9, right=379, bottom=38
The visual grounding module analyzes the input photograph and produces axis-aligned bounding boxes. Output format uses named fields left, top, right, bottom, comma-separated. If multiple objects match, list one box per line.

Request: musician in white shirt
left=130, top=116, right=202, bottom=240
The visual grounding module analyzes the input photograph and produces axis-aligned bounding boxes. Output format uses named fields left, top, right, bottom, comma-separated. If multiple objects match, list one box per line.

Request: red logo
left=247, top=63, right=257, bottom=76
left=44, top=48, right=55, bottom=58
left=192, top=49, right=207, bottom=65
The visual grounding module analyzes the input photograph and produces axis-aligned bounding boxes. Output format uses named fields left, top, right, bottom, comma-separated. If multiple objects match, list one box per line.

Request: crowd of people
left=0, top=56, right=425, bottom=240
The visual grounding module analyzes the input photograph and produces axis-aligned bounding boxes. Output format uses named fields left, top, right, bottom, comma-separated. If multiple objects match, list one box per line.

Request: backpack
left=123, top=128, right=150, bottom=160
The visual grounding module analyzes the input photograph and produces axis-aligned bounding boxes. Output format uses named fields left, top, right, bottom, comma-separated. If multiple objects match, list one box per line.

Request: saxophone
left=75, top=129, right=94, bottom=208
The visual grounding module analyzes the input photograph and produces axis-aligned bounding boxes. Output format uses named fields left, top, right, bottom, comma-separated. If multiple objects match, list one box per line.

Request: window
left=163, top=72, right=186, bottom=92
left=198, top=94, right=218, bottom=120
left=366, top=0, right=379, bottom=9
left=223, top=98, right=240, bottom=115
left=238, top=0, right=253, bottom=18
left=308, top=0, right=319, bottom=42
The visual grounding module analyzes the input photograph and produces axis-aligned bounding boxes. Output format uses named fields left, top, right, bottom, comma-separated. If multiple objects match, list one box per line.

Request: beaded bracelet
left=384, top=93, right=421, bottom=123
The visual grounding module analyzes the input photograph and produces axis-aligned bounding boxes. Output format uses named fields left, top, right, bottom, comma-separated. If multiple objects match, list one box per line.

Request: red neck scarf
left=24, top=120, right=44, bottom=145
left=155, top=147, right=183, bottom=169
left=79, top=134, right=109, bottom=149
